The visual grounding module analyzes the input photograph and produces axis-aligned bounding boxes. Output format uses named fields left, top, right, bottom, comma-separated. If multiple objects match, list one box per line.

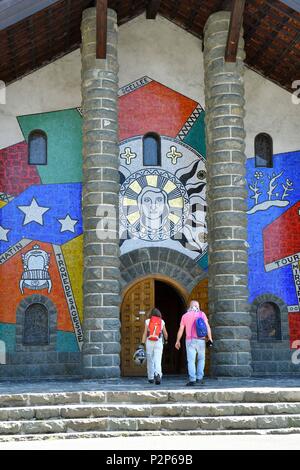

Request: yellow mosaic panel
left=62, top=235, right=83, bottom=321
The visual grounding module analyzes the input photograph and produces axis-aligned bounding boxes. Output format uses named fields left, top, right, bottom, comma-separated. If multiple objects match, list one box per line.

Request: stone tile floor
left=0, top=376, right=299, bottom=394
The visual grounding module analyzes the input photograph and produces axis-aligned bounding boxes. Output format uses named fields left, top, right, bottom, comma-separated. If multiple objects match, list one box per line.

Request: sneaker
left=148, top=379, right=154, bottom=384
left=186, top=381, right=196, bottom=386
left=196, top=379, right=205, bottom=384
left=154, top=374, right=161, bottom=385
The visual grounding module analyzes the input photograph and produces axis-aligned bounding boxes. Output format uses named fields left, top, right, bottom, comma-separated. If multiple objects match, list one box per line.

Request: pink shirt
left=180, top=310, right=208, bottom=340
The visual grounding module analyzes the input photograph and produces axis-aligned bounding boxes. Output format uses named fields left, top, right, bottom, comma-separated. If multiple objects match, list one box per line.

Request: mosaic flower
left=254, top=171, right=263, bottom=180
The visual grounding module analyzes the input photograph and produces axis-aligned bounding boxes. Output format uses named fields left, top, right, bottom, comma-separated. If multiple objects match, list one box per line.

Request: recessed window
left=255, top=133, right=273, bottom=168
left=28, top=130, right=47, bottom=165
left=257, top=301, right=282, bottom=341
left=23, top=303, right=49, bottom=346
left=143, top=132, right=161, bottom=166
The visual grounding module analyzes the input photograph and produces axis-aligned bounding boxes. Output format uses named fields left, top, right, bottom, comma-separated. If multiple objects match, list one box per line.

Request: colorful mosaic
left=247, top=151, right=300, bottom=348
left=0, top=108, right=83, bottom=353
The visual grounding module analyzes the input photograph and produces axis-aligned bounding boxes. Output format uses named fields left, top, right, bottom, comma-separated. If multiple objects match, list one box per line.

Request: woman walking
left=141, top=308, right=168, bottom=385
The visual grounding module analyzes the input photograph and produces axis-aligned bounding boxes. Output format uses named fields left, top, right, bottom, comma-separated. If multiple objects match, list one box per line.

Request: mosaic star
left=58, top=214, right=78, bottom=233
left=18, top=198, right=50, bottom=226
left=0, top=225, right=10, bottom=242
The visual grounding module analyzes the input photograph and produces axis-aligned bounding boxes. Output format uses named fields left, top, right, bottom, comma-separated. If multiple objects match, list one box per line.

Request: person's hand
left=206, top=340, right=213, bottom=348
left=175, top=341, right=181, bottom=350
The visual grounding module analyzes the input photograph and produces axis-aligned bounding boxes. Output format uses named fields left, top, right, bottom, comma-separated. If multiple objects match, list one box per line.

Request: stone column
left=81, top=8, right=121, bottom=378
left=204, top=12, right=252, bottom=376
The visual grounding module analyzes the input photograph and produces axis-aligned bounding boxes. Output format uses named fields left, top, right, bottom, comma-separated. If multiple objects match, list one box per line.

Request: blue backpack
left=195, top=317, right=208, bottom=338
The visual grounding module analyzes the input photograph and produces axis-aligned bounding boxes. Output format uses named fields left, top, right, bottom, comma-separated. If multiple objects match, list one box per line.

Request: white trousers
left=146, top=340, right=163, bottom=379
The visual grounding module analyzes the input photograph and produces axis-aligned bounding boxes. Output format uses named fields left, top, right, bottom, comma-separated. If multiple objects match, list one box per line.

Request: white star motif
left=58, top=214, right=78, bottom=233
left=0, top=225, right=10, bottom=242
left=18, top=198, right=50, bottom=226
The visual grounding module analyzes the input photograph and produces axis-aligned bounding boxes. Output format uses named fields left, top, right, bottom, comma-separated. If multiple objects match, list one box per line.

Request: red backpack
left=147, top=316, right=162, bottom=341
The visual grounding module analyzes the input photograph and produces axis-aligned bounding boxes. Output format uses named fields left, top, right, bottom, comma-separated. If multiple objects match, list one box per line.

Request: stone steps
left=1, top=388, right=300, bottom=440
left=1, top=402, right=300, bottom=421
left=0, top=414, right=300, bottom=435
left=1, top=389, right=300, bottom=407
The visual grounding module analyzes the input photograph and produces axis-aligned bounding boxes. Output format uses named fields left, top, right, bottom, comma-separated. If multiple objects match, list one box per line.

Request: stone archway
left=119, top=248, right=209, bottom=377
left=120, top=247, right=206, bottom=294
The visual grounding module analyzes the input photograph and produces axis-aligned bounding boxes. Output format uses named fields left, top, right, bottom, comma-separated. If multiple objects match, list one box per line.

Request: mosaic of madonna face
left=119, top=136, right=207, bottom=261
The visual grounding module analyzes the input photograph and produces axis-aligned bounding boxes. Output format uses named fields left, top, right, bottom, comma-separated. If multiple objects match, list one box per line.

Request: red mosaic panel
left=119, top=80, right=198, bottom=141
left=263, top=201, right=300, bottom=264
left=0, top=141, right=41, bottom=196
left=289, top=313, right=300, bottom=349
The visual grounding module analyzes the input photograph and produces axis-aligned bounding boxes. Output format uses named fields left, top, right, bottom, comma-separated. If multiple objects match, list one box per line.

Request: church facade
left=0, top=8, right=300, bottom=379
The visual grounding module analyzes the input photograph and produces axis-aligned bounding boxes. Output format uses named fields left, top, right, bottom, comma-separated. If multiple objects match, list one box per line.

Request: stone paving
left=1, top=434, right=299, bottom=450
left=0, top=376, right=299, bottom=395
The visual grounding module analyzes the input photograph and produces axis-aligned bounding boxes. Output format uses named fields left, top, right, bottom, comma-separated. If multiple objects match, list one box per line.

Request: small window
left=257, top=301, right=281, bottom=341
left=143, top=132, right=161, bottom=166
left=23, top=303, right=49, bottom=346
left=28, top=130, right=47, bottom=165
left=255, top=133, right=273, bottom=168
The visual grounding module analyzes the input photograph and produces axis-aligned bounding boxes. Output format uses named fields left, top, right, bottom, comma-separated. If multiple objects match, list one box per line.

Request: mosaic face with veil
left=120, top=169, right=189, bottom=241
left=138, top=187, right=167, bottom=227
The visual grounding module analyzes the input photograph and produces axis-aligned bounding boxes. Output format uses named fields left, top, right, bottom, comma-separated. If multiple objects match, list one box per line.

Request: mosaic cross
left=120, top=147, right=137, bottom=165
left=167, top=146, right=183, bottom=165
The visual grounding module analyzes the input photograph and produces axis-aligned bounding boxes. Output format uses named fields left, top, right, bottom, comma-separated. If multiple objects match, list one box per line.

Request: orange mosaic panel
left=0, top=241, right=74, bottom=332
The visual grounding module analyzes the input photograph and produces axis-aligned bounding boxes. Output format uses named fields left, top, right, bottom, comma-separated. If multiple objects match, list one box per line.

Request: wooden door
left=188, top=279, right=210, bottom=376
left=121, top=278, right=155, bottom=376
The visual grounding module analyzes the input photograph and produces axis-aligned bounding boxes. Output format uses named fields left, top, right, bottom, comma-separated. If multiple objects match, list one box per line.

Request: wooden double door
left=121, top=276, right=209, bottom=377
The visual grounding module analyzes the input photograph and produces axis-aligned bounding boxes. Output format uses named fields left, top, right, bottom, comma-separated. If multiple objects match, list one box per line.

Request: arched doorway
left=121, top=276, right=188, bottom=377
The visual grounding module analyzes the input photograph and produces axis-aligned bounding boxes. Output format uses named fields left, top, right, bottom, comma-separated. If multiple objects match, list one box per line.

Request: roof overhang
left=0, top=0, right=61, bottom=31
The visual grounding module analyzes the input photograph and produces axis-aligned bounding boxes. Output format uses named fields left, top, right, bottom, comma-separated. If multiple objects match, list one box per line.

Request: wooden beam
left=146, top=0, right=161, bottom=19
left=219, top=0, right=233, bottom=11
left=225, top=0, right=245, bottom=63
left=96, top=0, right=107, bottom=59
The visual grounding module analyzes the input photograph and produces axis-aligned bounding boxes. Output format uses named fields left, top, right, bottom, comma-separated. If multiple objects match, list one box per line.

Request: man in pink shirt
left=175, top=300, right=213, bottom=386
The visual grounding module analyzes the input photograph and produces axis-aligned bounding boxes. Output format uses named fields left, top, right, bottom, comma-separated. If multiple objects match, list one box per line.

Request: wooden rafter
left=219, top=0, right=233, bottom=11
left=186, top=0, right=201, bottom=30
left=96, top=0, right=107, bottom=59
left=267, top=30, right=300, bottom=77
left=146, top=0, right=161, bottom=19
left=225, top=0, right=245, bottom=63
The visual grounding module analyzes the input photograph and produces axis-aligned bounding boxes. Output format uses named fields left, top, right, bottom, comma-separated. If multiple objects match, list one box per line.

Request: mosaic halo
left=120, top=168, right=190, bottom=241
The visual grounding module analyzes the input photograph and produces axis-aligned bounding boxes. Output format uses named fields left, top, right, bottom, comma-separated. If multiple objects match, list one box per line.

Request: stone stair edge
left=1, top=402, right=300, bottom=414
left=2, top=401, right=300, bottom=409
left=1, top=388, right=300, bottom=403
left=0, top=414, right=300, bottom=436
left=1, top=428, right=300, bottom=442
left=0, top=413, right=300, bottom=425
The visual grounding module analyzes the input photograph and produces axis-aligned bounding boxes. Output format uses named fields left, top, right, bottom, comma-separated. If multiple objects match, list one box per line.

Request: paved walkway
left=0, top=434, right=299, bottom=450
left=0, top=376, right=300, bottom=394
